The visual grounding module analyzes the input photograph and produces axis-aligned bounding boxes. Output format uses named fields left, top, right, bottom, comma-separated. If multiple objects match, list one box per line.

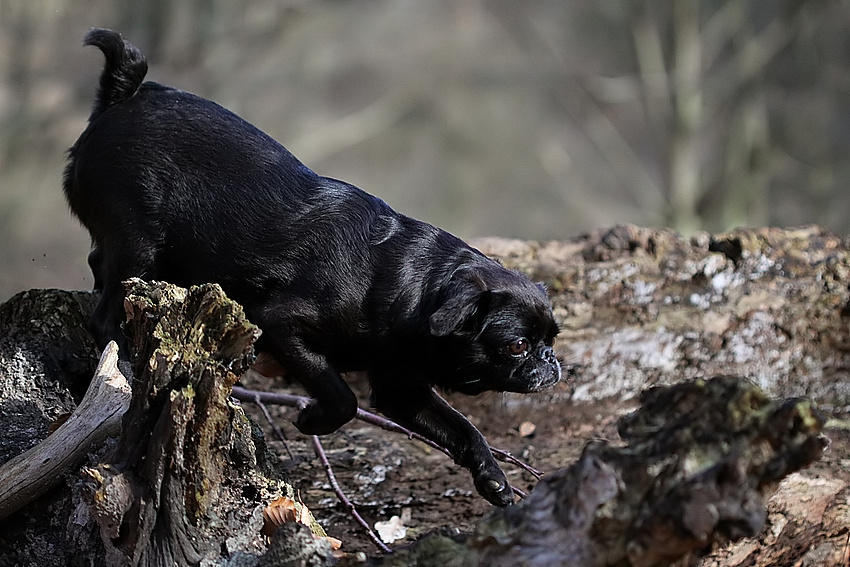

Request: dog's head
left=428, top=262, right=561, bottom=395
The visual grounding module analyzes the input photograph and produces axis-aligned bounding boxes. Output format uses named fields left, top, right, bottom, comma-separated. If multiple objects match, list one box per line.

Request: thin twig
left=311, top=435, right=393, bottom=554
left=231, top=386, right=544, bottom=480
left=253, top=394, right=293, bottom=459
left=354, top=407, right=454, bottom=459
left=233, top=386, right=304, bottom=408
left=491, top=448, right=543, bottom=479
left=511, top=485, right=528, bottom=499
left=355, top=407, right=534, bottom=497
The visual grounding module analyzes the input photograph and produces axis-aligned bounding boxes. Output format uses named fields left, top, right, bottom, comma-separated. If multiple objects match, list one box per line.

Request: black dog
left=64, top=29, right=561, bottom=506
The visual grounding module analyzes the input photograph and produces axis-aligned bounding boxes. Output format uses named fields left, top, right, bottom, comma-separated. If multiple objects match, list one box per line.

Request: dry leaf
left=261, top=496, right=301, bottom=536
left=325, top=536, right=343, bottom=550
left=261, top=496, right=344, bottom=551
left=518, top=421, right=536, bottom=437
left=300, top=502, right=313, bottom=525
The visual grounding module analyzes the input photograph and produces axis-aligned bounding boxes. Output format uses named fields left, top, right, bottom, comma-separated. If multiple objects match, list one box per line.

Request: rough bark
left=474, top=225, right=850, bottom=405
left=0, top=288, right=99, bottom=464
left=470, top=377, right=825, bottom=567
left=80, top=279, right=287, bottom=566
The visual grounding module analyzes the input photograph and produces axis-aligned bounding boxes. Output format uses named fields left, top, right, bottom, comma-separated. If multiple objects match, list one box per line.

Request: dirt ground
left=237, top=367, right=850, bottom=560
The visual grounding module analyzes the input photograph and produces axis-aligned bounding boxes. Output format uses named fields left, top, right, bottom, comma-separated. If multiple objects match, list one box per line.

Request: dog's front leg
left=373, top=383, right=514, bottom=506
left=293, top=363, right=358, bottom=436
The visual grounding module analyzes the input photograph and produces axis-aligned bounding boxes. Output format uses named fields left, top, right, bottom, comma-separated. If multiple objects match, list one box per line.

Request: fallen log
left=356, top=377, right=827, bottom=567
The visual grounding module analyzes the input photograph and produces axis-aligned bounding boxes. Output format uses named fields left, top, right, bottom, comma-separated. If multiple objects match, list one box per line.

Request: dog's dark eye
left=507, top=338, right=529, bottom=357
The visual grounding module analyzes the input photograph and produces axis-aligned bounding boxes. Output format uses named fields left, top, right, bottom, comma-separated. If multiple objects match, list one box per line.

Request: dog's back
left=64, top=30, right=384, bottom=294
left=65, top=30, right=312, bottom=232
left=64, top=29, right=397, bottom=354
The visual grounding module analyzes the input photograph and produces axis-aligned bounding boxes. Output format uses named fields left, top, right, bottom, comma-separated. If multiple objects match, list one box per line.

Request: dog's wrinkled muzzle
left=513, top=346, right=561, bottom=392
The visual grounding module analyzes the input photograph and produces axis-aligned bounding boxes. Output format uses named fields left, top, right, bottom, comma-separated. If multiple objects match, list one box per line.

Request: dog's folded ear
left=429, top=268, right=489, bottom=337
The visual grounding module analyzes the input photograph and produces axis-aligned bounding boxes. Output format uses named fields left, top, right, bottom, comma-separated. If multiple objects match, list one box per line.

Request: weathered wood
left=0, top=341, right=130, bottom=521
left=78, top=279, right=266, bottom=566
left=475, top=225, right=850, bottom=405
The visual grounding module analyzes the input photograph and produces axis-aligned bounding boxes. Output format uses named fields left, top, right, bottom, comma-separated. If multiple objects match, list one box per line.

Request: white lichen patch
left=567, top=328, right=683, bottom=402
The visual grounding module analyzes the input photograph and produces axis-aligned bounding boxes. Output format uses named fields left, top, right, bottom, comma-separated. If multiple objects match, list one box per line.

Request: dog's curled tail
left=83, top=28, right=148, bottom=119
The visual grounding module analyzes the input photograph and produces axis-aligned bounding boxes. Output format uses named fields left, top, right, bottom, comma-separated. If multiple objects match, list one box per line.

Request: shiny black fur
left=64, top=29, right=561, bottom=506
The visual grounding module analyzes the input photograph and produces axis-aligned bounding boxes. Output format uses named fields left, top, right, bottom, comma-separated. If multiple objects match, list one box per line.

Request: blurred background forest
left=1, top=0, right=850, bottom=301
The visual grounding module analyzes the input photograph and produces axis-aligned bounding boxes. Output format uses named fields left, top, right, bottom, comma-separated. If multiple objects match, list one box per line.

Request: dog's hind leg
left=89, top=280, right=129, bottom=351
left=87, top=236, right=159, bottom=379
left=87, top=245, right=105, bottom=292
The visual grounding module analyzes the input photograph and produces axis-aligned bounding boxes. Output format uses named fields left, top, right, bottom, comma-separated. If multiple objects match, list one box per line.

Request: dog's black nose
left=537, top=346, right=562, bottom=385
left=540, top=346, right=557, bottom=363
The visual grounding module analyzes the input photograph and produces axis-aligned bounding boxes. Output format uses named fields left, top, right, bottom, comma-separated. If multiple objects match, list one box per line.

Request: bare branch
left=252, top=392, right=294, bottom=459
left=0, top=341, right=130, bottom=521
left=231, top=385, right=544, bottom=489
left=490, top=448, right=542, bottom=479
left=311, top=435, right=393, bottom=554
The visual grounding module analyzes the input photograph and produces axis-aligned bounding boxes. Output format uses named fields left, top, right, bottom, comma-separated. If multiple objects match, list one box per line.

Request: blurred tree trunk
left=669, top=0, right=702, bottom=233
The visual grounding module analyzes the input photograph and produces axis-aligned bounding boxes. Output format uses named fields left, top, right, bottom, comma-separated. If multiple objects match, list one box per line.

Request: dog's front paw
left=294, top=400, right=356, bottom=435
left=474, top=467, right=514, bottom=507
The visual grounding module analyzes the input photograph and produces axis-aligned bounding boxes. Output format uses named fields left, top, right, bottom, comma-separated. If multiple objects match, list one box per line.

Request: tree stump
left=79, top=279, right=283, bottom=566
